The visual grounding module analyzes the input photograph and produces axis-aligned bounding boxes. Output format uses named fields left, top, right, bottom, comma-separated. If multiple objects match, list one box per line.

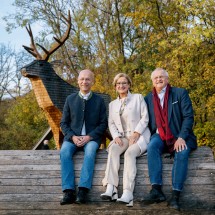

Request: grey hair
left=151, top=68, right=169, bottom=80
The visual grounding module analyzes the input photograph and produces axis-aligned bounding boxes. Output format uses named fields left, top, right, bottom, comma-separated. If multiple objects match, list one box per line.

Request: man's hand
left=72, top=135, right=91, bottom=147
left=174, top=137, right=187, bottom=152
left=129, top=132, right=140, bottom=145
left=114, top=137, right=123, bottom=147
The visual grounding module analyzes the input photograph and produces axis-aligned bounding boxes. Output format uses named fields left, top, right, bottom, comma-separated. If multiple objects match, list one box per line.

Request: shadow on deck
left=0, top=146, right=214, bottom=215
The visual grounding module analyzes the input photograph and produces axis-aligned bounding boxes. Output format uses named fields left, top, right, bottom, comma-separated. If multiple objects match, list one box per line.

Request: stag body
left=22, top=60, right=78, bottom=148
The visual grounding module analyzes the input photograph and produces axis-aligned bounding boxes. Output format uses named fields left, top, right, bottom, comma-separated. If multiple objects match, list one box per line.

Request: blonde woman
left=101, top=73, right=151, bottom=206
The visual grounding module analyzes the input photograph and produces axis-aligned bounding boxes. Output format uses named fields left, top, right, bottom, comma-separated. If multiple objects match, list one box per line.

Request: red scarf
left=153, top=84, right=176, bottom=153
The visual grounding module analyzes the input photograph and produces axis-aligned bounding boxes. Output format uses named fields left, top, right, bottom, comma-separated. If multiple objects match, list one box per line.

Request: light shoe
left=100, top=184, right=118, bottom=201
left=117, top=189, right=133, bottom=207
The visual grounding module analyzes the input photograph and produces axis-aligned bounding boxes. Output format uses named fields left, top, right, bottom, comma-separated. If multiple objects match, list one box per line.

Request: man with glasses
left=60, top=69, right=108, bottom=205
left=143, top=68, right=197, bottom=211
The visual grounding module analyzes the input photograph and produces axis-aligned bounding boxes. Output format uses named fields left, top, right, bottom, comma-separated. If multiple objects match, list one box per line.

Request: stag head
left=23, top=10, right=71, bottom=61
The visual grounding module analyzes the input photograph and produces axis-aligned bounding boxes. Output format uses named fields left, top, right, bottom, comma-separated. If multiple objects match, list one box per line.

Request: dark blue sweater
left=60, top=92, right=108, bottom=146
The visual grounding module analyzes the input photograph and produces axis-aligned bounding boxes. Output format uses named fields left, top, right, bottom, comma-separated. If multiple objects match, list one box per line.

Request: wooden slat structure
left=32, top=127, right=53, bottom=150
left=0, top=146, right=214, bottom=215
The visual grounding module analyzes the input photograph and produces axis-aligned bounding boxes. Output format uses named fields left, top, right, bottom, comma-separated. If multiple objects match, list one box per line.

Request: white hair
left=151, top=68, right=169, bottom=80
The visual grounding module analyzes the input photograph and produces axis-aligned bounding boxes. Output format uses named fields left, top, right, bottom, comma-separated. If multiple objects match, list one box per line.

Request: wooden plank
left=0, top=146, right=212, bottom=157
left=0, top=150, right=211, bottom=159
left=0, top=201, right=198, bottom=215
left=0, top=192, right=215, bottom=208
left=0, top=192, right=214, bottom=209
left=0, top=147, right=213, bottom=169
left=0, top=209, right=213, bottom=215
left=0, top=155, right=214, bottom=165
left=0, top=175, right=213, bottom=186
left=0, top=162, right=214, bottom=172
left=0, top=201, right=211, bottom=211
left=0, top=184, right=214, bottom=195
left=0, top=169, right=213, bottom=179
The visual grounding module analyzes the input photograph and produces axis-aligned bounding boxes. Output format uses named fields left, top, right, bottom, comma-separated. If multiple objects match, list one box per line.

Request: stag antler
left=23, top=25, right=43, bottom=60
left=23, top=10, right=71, bottom=61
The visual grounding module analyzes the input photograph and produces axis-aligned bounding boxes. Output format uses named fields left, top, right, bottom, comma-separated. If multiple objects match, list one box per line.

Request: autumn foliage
left=1, top=0, right=214, bottom=151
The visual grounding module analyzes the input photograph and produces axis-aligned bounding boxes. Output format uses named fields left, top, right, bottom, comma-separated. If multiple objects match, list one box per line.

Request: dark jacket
left=145, top=87, right=197, bottom=149
left=60, top=92, right=108, bottom=146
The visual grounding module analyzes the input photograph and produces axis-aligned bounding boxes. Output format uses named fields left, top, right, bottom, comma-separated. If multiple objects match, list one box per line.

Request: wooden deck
left=0, top=146, right=214, bottom=215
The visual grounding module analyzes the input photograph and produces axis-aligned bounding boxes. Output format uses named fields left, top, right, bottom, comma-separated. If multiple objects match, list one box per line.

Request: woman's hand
left=129, top=132, right=140, bottom=145
left=114, top=137, right=123, bottom=147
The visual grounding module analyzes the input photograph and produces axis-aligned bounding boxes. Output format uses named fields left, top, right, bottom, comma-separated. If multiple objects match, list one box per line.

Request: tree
left=126, top=0, right=215, bottom=150
left=0, top=43, right=32, bottom=101
left=0, top=44, right=14, bottom=101
left=0, top=91, right=49, bottom=150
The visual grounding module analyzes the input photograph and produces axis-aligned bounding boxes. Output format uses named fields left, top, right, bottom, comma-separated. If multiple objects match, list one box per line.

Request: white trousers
left=102, top=137, right=146, bottom=193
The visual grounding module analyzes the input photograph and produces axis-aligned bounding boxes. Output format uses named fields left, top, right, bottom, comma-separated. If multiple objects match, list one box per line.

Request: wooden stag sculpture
left=21, top=11, right=110, bottom=149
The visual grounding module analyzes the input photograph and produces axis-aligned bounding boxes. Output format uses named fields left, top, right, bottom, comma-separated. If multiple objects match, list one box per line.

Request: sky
left=0, top=0, right=38, bottom=99
left=0, top=0, right=40, bottom=51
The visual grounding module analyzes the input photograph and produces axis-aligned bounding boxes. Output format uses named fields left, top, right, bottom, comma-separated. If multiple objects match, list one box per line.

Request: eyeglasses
left=153, top=76, right=168, bottom=81
left=116, top=82, right=128, bottom=86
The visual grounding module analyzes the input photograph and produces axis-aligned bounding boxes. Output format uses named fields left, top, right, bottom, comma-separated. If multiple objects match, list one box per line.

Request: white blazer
left=108, top=92, right=151, bottom=154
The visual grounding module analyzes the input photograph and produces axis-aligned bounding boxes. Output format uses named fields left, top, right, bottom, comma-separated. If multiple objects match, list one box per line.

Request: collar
left=79, top=91, right=92, bottom=100
left=158, top=86, right=167, bottom=94
left=117, top=90, right=132, bottom=101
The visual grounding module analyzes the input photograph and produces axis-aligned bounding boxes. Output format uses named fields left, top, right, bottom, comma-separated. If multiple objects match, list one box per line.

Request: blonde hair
left=113, top=73, right=132, bottom=87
